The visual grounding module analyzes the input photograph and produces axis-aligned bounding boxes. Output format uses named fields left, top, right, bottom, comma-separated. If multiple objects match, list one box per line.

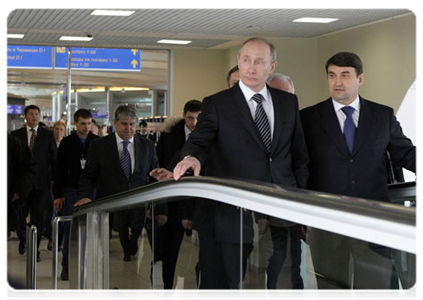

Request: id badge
left=80, top=158, right=86, bottom=169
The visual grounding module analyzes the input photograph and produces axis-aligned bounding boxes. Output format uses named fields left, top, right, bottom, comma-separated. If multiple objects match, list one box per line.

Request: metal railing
left=68, top=177, right=416, bottom=289
left=26, top=225, right=37, bottom=289
left=52, top=216, right=73, bottom=289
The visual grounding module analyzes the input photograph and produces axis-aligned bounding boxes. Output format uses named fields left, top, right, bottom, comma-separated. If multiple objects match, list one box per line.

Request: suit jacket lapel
left=133, top=134, right=142, bottom=176
left=109, top=133, right=126, bottom=179
left=317, top=99, right=351, bottom=157
left=230, top=84, right=268, bottom=153
left=353, top=97, right=376, bottom=156
left=269, top=87, right=283, bottom=156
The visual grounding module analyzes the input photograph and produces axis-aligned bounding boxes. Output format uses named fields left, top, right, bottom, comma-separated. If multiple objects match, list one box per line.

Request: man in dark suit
left=300, top=52, right=416, bottom=289
left=11, top=105, right=57, bottom=262
left=148, top=99, right=201, bottom=289
left=172, top=37, right=309, bottom=289
left=75, top=105, right=167, bottom=262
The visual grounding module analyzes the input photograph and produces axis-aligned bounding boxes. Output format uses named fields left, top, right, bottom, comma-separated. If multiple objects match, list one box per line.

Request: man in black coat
left=7, top=134, right=37, bottom=234
left=300, top=52, right=416, bottom=289
left=76, top=105, right=167, bottom=262
left=53, top=109, right=98, bottom=280
left=150, top=99, right=201, bottom=289
left=172, top=37, right=309, bottom=289
left=11, top=105, right=57, bottom=261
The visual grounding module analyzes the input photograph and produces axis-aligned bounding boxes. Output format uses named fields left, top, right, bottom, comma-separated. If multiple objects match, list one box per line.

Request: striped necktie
left=29, top=128, right=36, bottom=151
left=341, top=106, right=356, bottom=154
left=252, top=93, right=271, bottom=153
left=121, top=140, right=132, bottom=179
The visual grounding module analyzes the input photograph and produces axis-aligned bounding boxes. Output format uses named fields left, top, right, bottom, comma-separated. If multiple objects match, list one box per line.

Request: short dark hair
left=139, top=120, right=148, bottom=128
left=226, top=65, right=239, bottom=88
left=325, top=52, right=363, bottom=76
left=238, top=37, right=276, bottom=63
left=183, top=100, right=202, bottom=114
left=115, top=105, right=138, bottom=121
left=24, top=105, right=40, bottom=116
left=73, top=108, right=92, bottom=122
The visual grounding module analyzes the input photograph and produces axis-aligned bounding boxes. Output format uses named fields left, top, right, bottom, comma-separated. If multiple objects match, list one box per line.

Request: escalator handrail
left=73, top=176, right=416, bottom=253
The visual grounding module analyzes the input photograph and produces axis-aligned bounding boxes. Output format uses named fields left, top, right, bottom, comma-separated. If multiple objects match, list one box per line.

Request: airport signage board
left=7, top=45, right=53, bottom=69
left=54, top=47, right=141, bottom=71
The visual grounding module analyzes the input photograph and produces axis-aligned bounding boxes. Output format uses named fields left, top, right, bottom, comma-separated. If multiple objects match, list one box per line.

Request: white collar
left=27, top=124, right=39, bottom=132
left=332, top=96, right=361, bottom=112
left=239, top=80, right=269, bottom=102
left=115, top=132, right=134, bottom=144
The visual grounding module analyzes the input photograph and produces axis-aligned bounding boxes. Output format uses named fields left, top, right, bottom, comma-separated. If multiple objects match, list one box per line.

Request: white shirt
left=239, top=80, right=275, bottom=139
left=332, top=97, right=360, bottom=133
left=115, top=133, right=135, bottom=174
left=184, top=124, right=192, bottom=141
left=26, top=125, right=39, bottom=146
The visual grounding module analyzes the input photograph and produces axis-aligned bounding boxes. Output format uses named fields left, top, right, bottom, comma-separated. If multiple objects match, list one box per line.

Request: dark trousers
left=308, top=228, right=398, bottom=289
left=61, top=189, right=79, bottom=268
left=146, top=220, right=185, bottom=289
left=198, top=237, right=253, bottom=289
left=267, top=224, right=304, bottom=289
left=16, top=188, right=49, bottom=251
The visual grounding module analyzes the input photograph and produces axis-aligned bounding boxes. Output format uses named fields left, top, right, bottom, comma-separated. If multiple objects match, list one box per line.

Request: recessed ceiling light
left=293, top=17, right=339, bottom=24
left=157, top=39, right=192, bottom=45
left=7, top=34, right=25, bottom=39
left=91, top=10, right=135, bottom=16
left=59, top=36, right=93, bottom=41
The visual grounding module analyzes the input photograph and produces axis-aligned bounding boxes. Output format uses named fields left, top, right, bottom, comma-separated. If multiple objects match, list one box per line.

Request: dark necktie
left=252, top=93, right=271, bottom=153
left=341, top=106, right=356, bottom=154
left=121, top=140, right=132, bottom=179
left=29, top=128, right=36, bottom=151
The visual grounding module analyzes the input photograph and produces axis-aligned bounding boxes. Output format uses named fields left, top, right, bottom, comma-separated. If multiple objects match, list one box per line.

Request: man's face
left=114, top=116, right=137, bottom=140
left=269, top=79, right=293, bottom=94
left=229, top=70, right=240, bottom=88
left=237, top=40, right=277, bottom=92
left=25, top=109, right=40, bottom=128
left=327, top=65, right=364, bottom=105
left=75, top=117, right=92, bottom=138
left=184, top=111, right=201, bottom=131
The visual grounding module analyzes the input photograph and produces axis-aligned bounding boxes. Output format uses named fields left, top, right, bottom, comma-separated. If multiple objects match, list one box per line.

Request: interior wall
left=170, top=49, right=226, bottom=116
left=170, top=14, right=415, bottom=115
left=316, top=13, right=416, bottom=112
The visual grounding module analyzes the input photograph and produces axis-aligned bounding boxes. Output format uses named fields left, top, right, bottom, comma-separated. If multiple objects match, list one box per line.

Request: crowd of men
left=7, top=36, right=416, bottom=289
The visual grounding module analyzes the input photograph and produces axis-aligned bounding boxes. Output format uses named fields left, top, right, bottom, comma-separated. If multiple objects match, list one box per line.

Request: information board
left=55, top=47, right=141, bottom=71
left=7, top=45, right=53, bottom=69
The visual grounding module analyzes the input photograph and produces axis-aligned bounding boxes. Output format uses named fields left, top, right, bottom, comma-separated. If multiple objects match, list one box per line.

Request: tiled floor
left=7, top=228, right=307, bottom=290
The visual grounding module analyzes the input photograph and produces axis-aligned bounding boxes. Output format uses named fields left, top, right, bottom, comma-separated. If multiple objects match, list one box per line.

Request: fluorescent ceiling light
left=59, top=36, right=93, bottom=41
left=293, top=17, right=339, bottom=23
left=157, top=39, right=192, bottom=45
left=7, top=34, right=25, bottom=39
left=109, top=87, right=149, bottom=92
left=91, top=10, right=135, bottom=16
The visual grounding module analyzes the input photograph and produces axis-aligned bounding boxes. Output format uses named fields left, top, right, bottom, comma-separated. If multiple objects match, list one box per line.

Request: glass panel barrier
left=69, top=177, right=415, bottom=290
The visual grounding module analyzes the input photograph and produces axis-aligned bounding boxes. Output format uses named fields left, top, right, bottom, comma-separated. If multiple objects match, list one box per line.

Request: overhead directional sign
left=7, top=45, right=53, bottom=69
left=55, top=47, right=141, bottom=71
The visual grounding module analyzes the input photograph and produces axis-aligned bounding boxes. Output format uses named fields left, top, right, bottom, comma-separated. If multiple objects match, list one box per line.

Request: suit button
left=351, top=180, right=356, bottom=184
left=269, top=158, right=273, bottom=162
left=350, top=159, right=354, bottom=163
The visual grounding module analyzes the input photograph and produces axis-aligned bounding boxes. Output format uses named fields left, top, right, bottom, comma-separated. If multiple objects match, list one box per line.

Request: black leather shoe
left=61, top=267, right=69, bottom=281
left=47, top=240, right=53, bottom=251
left=18, top=240, right=26, bottom=255
left=123, top=252, right=131, bottom=262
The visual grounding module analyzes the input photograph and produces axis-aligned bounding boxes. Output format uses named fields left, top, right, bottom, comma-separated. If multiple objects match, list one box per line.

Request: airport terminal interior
left=6, top=8, right=417, bottom=294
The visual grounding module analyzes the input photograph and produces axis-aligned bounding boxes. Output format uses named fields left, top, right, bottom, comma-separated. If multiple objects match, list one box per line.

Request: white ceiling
left=7, top=8, right=412, bottom=104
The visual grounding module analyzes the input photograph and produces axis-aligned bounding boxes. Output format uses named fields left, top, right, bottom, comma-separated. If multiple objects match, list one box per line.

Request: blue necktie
left=252, top=93, right=272, bottom=153
left=341, top=106, right=356, bottom=154
left=121, top=140, right=132, bottom=179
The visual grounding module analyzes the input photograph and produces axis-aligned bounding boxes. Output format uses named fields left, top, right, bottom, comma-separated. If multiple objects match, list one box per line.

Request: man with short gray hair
left=267, top=73, right=295, bottom=94
left=76, top=105, right=167, bottom=262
